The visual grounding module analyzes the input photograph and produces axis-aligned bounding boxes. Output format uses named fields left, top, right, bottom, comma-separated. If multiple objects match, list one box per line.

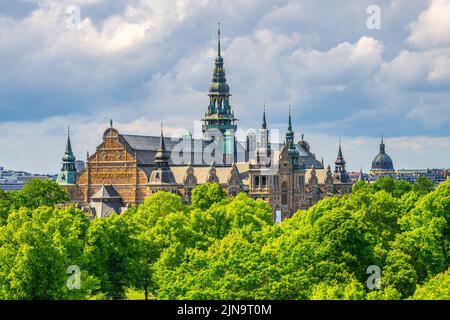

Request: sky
left=0, top=0, right=450, bottom=174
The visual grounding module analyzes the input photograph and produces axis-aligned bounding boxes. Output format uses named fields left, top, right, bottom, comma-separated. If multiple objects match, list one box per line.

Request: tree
left=131, top=191, right=184, bottom=228
left=12, top=179, right=69, bottom=210
left=84, top=214, right=137, bottom=299
left=190, top=183, right=226, bottom=211
left=371, top=177, right=411, bottom=198
left=0, top=189, right=13, bottom=225
left=412, top=176, right=434, bottom=195
left=0, top=206, right=96, bottom=299
left=411, top=267, right=450, bottom=300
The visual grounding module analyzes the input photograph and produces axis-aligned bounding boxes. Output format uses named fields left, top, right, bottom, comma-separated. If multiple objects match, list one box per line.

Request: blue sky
left=0, top=0, right=450, bottom=173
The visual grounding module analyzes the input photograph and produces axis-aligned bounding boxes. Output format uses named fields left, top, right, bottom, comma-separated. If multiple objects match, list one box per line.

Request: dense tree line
left=0, top=176, right=448, bottom=300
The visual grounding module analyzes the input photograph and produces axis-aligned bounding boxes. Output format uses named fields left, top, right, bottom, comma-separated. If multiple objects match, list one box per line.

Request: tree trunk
left=144, top=284, right=149, bottom=301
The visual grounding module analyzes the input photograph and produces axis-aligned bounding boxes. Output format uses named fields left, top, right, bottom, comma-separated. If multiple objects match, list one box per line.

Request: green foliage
left=0, top=190, right=13, bottom=225
left=12, top=179, right=69, bottom=210
left=1, top=178, right=450, bottom=300
left=0, top=206, right=96, bottom=299
left=412, top=176, right=435, bottom=195
left=411, top=267, right=450, bottom=300
left=84, top=214, right=137, bottom=299
left=190, top=183, right=226, bottom=211
left=131, top=191, right=185, bottom=228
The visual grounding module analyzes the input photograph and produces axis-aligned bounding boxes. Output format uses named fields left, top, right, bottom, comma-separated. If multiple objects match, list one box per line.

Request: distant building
left=370, top=135, right=395, bottom=175
left=0, top=167, right=55, bottom=191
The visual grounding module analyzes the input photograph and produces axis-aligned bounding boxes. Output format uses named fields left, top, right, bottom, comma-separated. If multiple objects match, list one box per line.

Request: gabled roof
left=91, top=185, right=122, bottom=200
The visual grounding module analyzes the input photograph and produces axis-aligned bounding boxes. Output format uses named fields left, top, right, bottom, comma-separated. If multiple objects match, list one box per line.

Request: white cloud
left=408, top=0, right=450, bottom=49
left=1, top=0, right=450, bottom=173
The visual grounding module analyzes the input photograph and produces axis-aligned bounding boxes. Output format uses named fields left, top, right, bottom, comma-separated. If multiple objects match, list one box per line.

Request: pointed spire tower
left=202, top=23, right=237, bottom=135
left=149, top=123, right=177, bottom=189
left=256, top=102, right=271, bottom=165
left=285, top=106, right=299, bottom=168
left=57, top=125, right=78, bottom=185
left=333, top=139, right=349, bottom=183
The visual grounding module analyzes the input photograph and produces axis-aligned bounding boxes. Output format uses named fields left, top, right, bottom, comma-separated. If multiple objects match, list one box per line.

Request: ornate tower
left=333, top=140, right=349, bottom=184
left=285, top=107, right=299, bottom=169
left=256, top=104, right=271, bottom=165
left=57, top=126, right=77, bottom=185
left=148, top=124, right=178, bottom=193
left=202, top=24, right=237, bottom=135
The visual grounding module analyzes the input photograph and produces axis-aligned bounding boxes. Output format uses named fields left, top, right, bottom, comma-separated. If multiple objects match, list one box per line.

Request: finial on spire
left=159, top=121, right=166, bottom=151
left=337, top=138, right=343, bottom=159
left=288, top=105, right=292, bottom=131
left=110, top=119, right=113, bottom=128
left=262, top=101, right=267, bottom=129
left=381, top=134, right=384, bottom=144
left=68, top=124, right=70, bottom=137
left=217, top=22, right=221, bottom=57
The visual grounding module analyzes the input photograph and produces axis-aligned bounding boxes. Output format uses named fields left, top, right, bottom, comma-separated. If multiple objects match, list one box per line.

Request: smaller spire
left=159, top=122, right=166, bottom=151
left=217, top=22, right=221, bottom=57
left=337, top=139, right=343, bottom=159
left=262, top=102, right=267, bottom=129
left=155, top=122, right=169, bottom=164
left=288, top=105, right=292, bottom=131
left=65, top=128, right=73, bottom=156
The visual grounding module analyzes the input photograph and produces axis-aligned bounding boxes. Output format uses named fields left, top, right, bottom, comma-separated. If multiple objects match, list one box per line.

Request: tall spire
left=202, top=24, right=237, bottom=135
left=262, top=102, right=267, bottom=129
left=288, top=105, right=292, bottom=132
left=155, top=122, right=169, bottom=166
left=285, top=105, right=299, bottom=168
left=337, top=138, right=343, bottom=160
left=333, top=139, right=348, bottom=183
left=65, top=125, right=73, bottom=156
left=159, top=122, right=165, bottom=151
left=217, top=22, right=221, bottom=57
left=149, top=122, right=177, bottom=186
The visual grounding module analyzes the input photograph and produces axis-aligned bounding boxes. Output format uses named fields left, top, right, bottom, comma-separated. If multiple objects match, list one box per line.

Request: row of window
left=252, top=175, right=305, bottom=189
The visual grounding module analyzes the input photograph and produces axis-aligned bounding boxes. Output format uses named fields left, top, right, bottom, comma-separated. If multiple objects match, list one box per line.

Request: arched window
left=281, top=181, right=288, bottom=205
left=262, top=176, right=267, bottom=188
left=254, top=176, right=260, bottom=188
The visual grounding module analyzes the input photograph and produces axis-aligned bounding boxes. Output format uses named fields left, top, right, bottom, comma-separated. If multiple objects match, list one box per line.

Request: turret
left=202, top=24, right=237, bottom=135
left=333, top=139, right=349, bottom=183
left=256, top=103, right=271, bottom=165
left=285, top=106, right=299, bottom=168
left=57, top=126, right=77, bottom=185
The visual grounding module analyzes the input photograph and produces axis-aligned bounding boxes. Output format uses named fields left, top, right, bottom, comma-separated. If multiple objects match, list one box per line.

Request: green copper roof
left=203, top=24, right=237, bottom=134
left=57, top=126, right=77, bottom=185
